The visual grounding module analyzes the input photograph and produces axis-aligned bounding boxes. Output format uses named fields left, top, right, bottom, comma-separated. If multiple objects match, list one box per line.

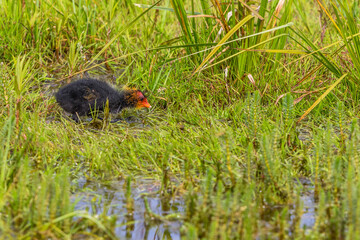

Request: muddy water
left=72, top=178, right=183, bottom=239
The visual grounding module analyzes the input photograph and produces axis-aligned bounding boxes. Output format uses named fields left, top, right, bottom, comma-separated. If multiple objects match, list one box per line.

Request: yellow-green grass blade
left=164, top=23, right=294, bottom=64
left=291, top=27, right=342, bottom=77
left=192, top=14, right=254, bottom=75
left=280, top=31, right=360, bottom=80
left=65, top=21, right=296, bottom=81
left=86, top=0, right=162, bottom=67
left=297, top=73, right=348, bottom=123
left=316, top=0, right=342, bottom=37
left=133, top=3, right=202, bottom=15
left=259, top=0, right=286, bottom=43
left=238, top=0, right=264, bottom=20
left=244, top=49, right=306, bottom=54
left=201, top=34, right=289, bottom=72
left=291, top=44, right=346, bottom=89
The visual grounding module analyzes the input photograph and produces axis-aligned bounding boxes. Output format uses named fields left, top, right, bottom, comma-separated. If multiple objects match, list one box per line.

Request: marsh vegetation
left=1, top=0, right=360, bottom=239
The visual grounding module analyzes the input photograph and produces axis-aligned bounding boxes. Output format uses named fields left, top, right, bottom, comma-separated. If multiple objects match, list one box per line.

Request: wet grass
left=1, top=0, right=360, bottom=239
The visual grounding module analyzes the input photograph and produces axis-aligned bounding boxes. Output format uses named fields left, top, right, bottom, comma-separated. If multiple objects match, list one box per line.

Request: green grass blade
left=193, top=14, right=254, bottom=75
left=86, top=0, right=162, bottom=67
left=297, top=73, right=348, bottom=123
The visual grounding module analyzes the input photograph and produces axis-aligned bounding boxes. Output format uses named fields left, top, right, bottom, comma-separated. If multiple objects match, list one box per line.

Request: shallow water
left=72, top=178, right=183, bottom=240
left=72, top=177, right=317, bottom=239
left=291, top=178, right=316, bottom=230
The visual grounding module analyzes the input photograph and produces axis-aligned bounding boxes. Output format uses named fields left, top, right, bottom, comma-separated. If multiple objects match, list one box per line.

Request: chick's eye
left=139, top=97, right=144, bottom=101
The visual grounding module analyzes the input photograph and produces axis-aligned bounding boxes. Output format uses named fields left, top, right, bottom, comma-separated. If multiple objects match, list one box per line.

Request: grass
left=1, top=0, right=360, bottom=239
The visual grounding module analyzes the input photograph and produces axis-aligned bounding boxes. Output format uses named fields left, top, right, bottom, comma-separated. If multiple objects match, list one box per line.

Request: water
left=291, top=178, right=316, bottom=230
left=72, top=178, right=183, bottom=240
left=72, top=177, right=317, bottom=239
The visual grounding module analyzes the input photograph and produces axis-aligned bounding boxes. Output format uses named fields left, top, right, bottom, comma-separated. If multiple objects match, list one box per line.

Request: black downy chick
left=55, top=78, right=151, bottom=122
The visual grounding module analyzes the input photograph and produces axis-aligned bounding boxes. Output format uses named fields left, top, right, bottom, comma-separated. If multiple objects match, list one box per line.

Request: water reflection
left=72, top=177, right=317, bottom=239
left=72, top=178, right=183, bottom=240
left=289, top=178, right=316, bottom=231
left=297, top=179, right=316, bottom=229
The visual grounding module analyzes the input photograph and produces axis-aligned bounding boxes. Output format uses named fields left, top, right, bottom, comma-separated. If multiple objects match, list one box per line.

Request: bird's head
left=122, top=87, right=151, bottom=109
left=135, top=91, right=151, bottom=109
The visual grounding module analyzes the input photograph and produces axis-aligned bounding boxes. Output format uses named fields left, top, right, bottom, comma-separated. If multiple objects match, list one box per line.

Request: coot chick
left=55, top=78, right=151, bottom=122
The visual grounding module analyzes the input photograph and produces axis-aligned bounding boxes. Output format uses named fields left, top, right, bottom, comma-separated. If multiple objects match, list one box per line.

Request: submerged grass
left=1, top=0, right=360, bottom=239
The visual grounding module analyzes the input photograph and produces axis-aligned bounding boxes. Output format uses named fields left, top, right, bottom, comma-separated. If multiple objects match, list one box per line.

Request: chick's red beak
left=137, top=98, right=151, bottom=109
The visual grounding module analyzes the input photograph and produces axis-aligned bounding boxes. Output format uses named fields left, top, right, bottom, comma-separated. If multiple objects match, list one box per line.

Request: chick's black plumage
left=55, top=78, right=151, bottom=121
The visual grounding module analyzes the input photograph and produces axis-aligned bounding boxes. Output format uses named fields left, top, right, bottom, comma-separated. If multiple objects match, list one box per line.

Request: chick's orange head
left=136, top=91, right=151, bottom=109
